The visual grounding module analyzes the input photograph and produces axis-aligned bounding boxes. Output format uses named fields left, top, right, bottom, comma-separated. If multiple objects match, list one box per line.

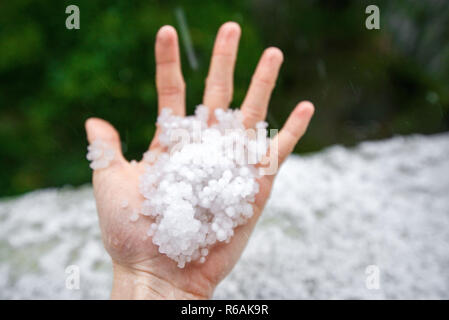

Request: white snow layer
left=1, top=133, right=448, bottom=299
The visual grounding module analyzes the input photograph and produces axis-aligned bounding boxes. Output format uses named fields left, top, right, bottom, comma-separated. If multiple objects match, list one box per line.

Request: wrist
left=110, top=263, right=209, bottom=300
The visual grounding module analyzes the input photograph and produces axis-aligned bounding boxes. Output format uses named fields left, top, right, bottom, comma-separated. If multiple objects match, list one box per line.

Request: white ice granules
left=86, top=140, right=115, bottom=170
left=139, top=105, right=269, bottom=268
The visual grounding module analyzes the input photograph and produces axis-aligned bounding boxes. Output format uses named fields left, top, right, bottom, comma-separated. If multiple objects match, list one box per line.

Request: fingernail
left=157, top=26, right=175, bottom=45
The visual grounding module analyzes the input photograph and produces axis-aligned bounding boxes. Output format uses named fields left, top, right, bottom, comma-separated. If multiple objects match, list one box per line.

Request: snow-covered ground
left=1, top=133, right=448, bottom=299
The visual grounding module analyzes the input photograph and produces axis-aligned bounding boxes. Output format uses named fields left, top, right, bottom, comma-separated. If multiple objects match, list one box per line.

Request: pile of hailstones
left=86, top=140, right=115, bottom=170
left=88, top=105, right=269, bottom=268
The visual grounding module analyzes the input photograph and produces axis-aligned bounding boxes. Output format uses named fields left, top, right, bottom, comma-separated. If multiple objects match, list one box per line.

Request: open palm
left=85, top=22, right=314, bottom=299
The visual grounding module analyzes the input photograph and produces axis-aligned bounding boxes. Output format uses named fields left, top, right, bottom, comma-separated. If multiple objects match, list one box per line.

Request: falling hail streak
left=175, top=7, right=199, bottom=70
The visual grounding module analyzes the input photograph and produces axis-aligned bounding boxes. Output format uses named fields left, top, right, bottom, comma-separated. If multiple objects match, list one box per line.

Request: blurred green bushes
left=0, top=0, right=448, bottom=196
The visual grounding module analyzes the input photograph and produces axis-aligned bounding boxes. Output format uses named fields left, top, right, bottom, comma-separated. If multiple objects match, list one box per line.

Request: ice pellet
left=120, top=200, right=129, bottom=208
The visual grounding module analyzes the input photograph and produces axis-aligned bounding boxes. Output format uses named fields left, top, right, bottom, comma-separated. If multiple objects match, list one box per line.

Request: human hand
left=85, top=22, right=314, bottom=299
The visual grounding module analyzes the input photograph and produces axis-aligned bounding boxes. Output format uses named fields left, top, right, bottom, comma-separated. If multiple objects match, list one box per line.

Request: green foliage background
left=0, top=0, right=448, bottom=196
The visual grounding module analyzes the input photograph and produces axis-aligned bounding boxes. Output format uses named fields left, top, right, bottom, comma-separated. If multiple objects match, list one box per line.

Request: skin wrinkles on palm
left=85, top=22, right=314, bottom=299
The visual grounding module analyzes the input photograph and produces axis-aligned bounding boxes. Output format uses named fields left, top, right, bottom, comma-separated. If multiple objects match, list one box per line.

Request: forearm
left=110, top=263, right=208, bottom=300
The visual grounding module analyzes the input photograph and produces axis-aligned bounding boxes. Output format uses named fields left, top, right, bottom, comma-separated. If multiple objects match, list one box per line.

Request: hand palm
left=85, top=22, right=314, bottom=299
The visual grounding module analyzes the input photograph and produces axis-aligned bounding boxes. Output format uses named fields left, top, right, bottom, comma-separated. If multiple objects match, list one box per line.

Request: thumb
left=85, top=117, right=126, bottom=167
